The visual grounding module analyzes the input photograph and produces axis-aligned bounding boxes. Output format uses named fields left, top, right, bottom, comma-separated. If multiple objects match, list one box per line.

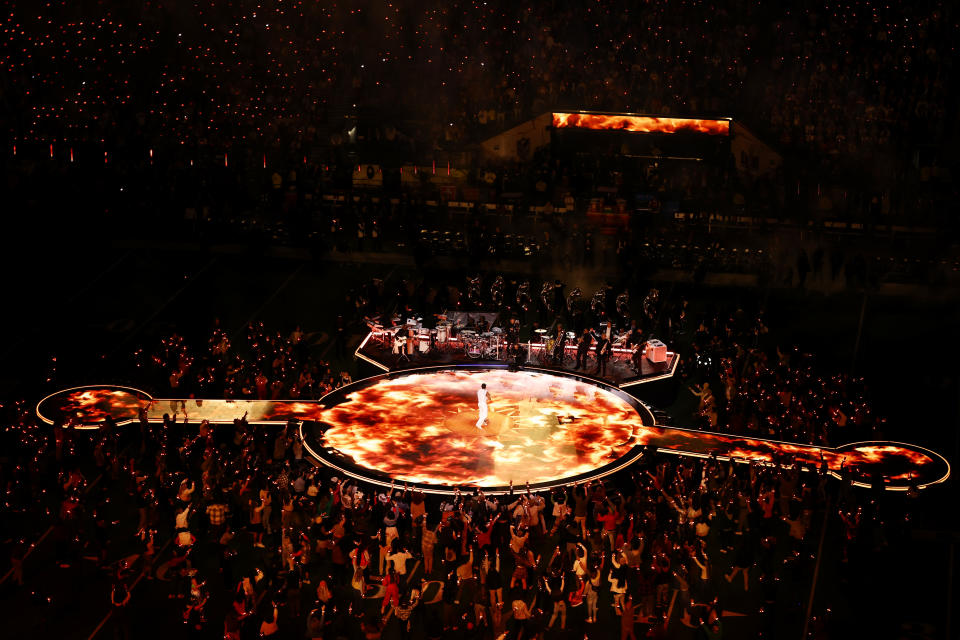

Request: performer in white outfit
left=476, top=383, right=489, bottom=429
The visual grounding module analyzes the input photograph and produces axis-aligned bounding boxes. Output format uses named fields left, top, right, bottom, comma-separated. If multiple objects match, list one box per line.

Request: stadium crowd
left=4, top=1, right=952, bottom=158
left=3, top=1, right=955, bottom=225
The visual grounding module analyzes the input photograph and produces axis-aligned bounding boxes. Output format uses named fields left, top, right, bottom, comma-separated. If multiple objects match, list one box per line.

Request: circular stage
left=36, top=385, right=152, bottom=428
left=301, top=366, right=654, bottom=494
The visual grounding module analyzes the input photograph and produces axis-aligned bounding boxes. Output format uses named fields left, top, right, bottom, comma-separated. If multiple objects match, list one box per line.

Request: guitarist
left=594, top=333, right=612, bottom=377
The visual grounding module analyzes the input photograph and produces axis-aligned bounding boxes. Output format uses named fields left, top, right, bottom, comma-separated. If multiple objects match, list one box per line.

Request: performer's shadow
left=442, top=410, right=512, bottom=436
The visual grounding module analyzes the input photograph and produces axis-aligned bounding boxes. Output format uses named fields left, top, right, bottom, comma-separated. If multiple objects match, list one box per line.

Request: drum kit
left=543, top=330, right=555, bottom=355
left=372, top=308, right=645, bottom=372
left=459, top=329, right=504, bottom=359
left=418, top=328, right=431, bottom=353
left=384, top=317, right=425, bottom=361
left=460, top=329, right=478, bottom=357
left=377, top=312, right=510, bottom=361
left=435, top=320, right=451, bottom=344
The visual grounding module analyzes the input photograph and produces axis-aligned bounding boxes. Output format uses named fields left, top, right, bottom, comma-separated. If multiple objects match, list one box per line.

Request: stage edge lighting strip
left=354, top=331, right=390, bottom=371
left=619, top=352, right=680, bottom=388
left=296, top=427, right=648, bottom=497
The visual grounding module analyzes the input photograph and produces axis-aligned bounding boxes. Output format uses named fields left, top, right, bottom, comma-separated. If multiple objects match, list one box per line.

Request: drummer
left=507, top=316, right=521, bottom=345
left=477, top=315, right=490, bottom=334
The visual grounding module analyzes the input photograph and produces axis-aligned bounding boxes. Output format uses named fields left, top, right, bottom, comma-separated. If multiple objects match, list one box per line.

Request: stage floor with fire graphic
left=305, top=368, right=654, bottom=490
left=36, top=366, right=950, bottom=494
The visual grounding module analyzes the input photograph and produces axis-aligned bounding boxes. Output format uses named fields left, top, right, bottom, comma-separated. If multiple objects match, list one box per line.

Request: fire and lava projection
left=642, top=430, right=949, bottom=490
left=552, top=112, right=730, bottom=135
left=36, top=369, right=950, bottom=492
left=36, top=386, right=153, bottom=428
left=36, top=386, right=328, bottom=427
left=310, top=368, right=651, bottom=489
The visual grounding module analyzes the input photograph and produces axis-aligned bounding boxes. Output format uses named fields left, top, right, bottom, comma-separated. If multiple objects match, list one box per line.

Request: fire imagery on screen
left=37, top=369, right=950, bottom=492
left=552, top=112, right=730, bottom=135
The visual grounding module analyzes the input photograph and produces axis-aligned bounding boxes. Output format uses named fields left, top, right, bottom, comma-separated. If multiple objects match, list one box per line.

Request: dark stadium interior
left=1, top=2, right=959, bottom=640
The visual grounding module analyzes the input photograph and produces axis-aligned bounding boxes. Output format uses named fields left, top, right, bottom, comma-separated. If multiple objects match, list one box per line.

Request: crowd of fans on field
left=682, top=307, right=881, bottom=446
left=0, top=296, right=919, bottom=639
left=136, top=320, right=351, bottom=402
left=1, top=397, right=894, bottom=640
